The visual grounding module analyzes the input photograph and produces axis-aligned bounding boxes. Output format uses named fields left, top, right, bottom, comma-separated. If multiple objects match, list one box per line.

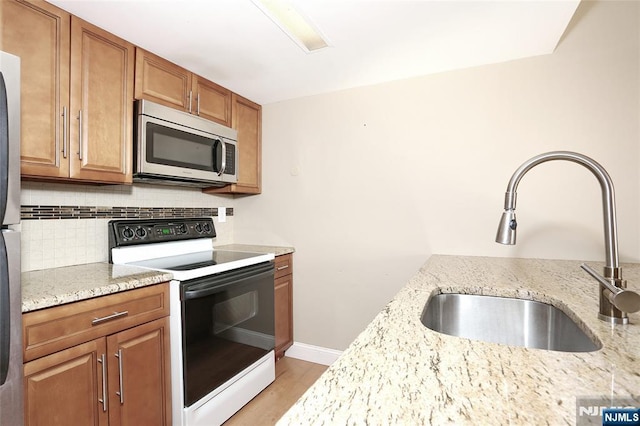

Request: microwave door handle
left=0, top=233, right=10, bottom=385
left=216, top=138, right=226, bottom=176
left=0, top=73, right=8, bottom=224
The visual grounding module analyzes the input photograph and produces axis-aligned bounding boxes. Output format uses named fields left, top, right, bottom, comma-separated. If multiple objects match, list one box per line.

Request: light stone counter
left=277, top=255, right=640, bottom=425
left=215, top=243, right=295, bottom=257
left=21, top=244, right=293, bottom=313
left=22, top=263, right=173, bottom=312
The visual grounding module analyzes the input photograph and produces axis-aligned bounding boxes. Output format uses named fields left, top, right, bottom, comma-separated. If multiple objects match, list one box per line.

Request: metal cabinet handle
left=97, top=354, right=107, bottom=412
left=276, top=265, right=289, bottom=271
left=188, top=90, right=193, bottom=114
left=91, top=310, right=129, bottom=326
left=115, top=349, right=124, bottom=404
left=77, top=110, right=83, bottom=160
left=196, top=93, right=200, bottom=116
left=61, top=106, right=68, bottom=159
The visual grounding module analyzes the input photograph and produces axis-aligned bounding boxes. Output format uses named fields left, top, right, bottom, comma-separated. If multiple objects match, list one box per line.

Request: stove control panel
left=108, top=218, right=216, bottom=249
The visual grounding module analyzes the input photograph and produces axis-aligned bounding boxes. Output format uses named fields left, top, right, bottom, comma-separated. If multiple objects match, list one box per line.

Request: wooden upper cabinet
left=204, top=93, right=262, bottom=195
left=1, top=0, right=133, bottom=184
left=69, top=17, right=134, bottom=183
left=1, top=0, right=71, bottom=178
left=134, top=47, right=191, bottom=111
left=233, top=94, right=262, bottom=193
left=134, top=48, right=232, bottom=127
left=193, top=75, right=232, bottom=127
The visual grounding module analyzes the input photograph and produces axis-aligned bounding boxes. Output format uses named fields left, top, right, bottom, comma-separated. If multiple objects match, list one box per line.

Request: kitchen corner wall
left=20, top=181, right=234, bottom=271
left=234, top=0, right=640, bottom=350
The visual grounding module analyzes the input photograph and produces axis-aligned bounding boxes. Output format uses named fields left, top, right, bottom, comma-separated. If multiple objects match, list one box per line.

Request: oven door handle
left=183, top=266, right=274, bottom=300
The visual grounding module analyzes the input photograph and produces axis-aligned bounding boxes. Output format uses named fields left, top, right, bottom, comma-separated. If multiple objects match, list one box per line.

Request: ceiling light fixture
left=252, top=0, right=329, bottom=53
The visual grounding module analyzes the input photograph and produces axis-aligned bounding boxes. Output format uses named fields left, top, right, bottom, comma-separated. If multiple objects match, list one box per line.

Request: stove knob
left=177, top=223, right=187, bottom=234
left=122, top=227, right=134, bottom=240
left=135, top=227, right=147, bottom=239
left=203, top=223, right=211, bottom=233
left=195, top=223, right=203, bottom=233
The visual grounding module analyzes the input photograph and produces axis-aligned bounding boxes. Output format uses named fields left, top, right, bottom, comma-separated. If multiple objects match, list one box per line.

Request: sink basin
left=421, top=293, right=601, bottom=352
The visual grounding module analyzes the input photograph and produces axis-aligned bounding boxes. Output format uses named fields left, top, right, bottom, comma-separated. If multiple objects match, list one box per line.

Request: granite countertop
left=215, top=243, right=295, bottom=257
left=22, top=263, right=173, bottom=313
left=22, top=244, right=294, bottom=313
left=277, top=255, right=640, bottom=425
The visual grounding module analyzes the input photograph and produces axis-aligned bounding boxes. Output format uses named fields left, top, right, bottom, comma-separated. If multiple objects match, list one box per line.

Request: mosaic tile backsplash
left=21, top=205, right=233, bottom=220
left=20, top=181, right=235, bottom=271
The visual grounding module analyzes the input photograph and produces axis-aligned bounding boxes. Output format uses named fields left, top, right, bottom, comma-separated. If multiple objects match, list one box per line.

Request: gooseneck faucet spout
left=495, top=151, right=640, bottom=324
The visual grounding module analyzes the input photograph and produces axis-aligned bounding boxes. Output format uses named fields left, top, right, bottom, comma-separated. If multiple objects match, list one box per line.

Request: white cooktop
left=111, top=239, right=274, bottom=281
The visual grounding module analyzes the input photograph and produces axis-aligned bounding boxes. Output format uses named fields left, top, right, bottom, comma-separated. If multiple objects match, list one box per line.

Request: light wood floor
left=223, top=357, right=328, bottom=426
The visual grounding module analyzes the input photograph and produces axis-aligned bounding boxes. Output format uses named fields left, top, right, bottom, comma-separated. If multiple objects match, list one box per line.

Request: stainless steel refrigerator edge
left=0, top=51, right=24, bottom=426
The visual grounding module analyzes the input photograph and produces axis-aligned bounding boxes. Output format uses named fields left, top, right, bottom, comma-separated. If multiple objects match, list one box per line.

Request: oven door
left=180, top=261, right=274, bottom=407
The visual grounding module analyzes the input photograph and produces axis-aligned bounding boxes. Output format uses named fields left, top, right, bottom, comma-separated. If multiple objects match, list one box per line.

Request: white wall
left=234, top=1, right=640, bottom=350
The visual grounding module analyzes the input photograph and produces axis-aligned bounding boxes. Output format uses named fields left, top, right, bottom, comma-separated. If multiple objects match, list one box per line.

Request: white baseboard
left=284, top=342, right=343, bottom=366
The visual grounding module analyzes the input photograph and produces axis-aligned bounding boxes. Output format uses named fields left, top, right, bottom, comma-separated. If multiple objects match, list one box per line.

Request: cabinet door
left=232, top=94, right=262, bottom=193
left=204, top=93, right=262, bottom=195
left=193, top=75, right=232, bottom=126
left=1, top=0, right=71, bottom=179
left=106, top=317, right=171, bottom=426
left=274, top=273, right=293, bottom=360
left=69, top=16, right=133, bottom=183
left=24, top=338, right=108, bottom=426
left=134, top=47, right=192, bottom=112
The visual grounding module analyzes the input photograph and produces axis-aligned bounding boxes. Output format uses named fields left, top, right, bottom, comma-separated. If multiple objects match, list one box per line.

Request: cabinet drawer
left=23, top=283, right=170, bottom=362
left=274, top=254, right=293, bottom=279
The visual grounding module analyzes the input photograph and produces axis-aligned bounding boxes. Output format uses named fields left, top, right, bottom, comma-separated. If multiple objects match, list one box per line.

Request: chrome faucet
left=495, top=151, right=640, bottom=324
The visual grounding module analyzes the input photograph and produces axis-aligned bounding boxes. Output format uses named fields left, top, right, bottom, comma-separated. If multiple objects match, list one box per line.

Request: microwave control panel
left=224, top=144, right=236, bottom=175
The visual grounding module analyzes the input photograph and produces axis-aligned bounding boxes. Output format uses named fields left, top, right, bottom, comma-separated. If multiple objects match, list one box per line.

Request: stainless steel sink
left=421, top=293, right=601, bottom=352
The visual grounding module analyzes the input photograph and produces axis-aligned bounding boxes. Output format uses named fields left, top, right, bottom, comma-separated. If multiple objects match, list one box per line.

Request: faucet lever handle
left=581, top=263, right=640, bottom=314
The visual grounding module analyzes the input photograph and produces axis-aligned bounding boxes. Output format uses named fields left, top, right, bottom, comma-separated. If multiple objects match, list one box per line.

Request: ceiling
left=48, top=0, right=581, bottom=105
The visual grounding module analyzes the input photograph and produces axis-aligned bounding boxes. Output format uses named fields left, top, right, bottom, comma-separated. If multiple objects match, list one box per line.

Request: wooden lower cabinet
left=106, top=318, right=171, bottom=426
left=24, top=338, right=107, bottom=426
left=22, top=284, right=171, bottom=426
left=274, top=254, right=294, bottom=360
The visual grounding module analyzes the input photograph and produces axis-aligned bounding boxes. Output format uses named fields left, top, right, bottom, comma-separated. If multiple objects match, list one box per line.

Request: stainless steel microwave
left=133, top=100, right=238, bottom=187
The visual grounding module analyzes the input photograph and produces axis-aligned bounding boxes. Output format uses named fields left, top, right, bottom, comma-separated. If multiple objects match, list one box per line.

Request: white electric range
left=109, top=218, right=275, bottom=426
